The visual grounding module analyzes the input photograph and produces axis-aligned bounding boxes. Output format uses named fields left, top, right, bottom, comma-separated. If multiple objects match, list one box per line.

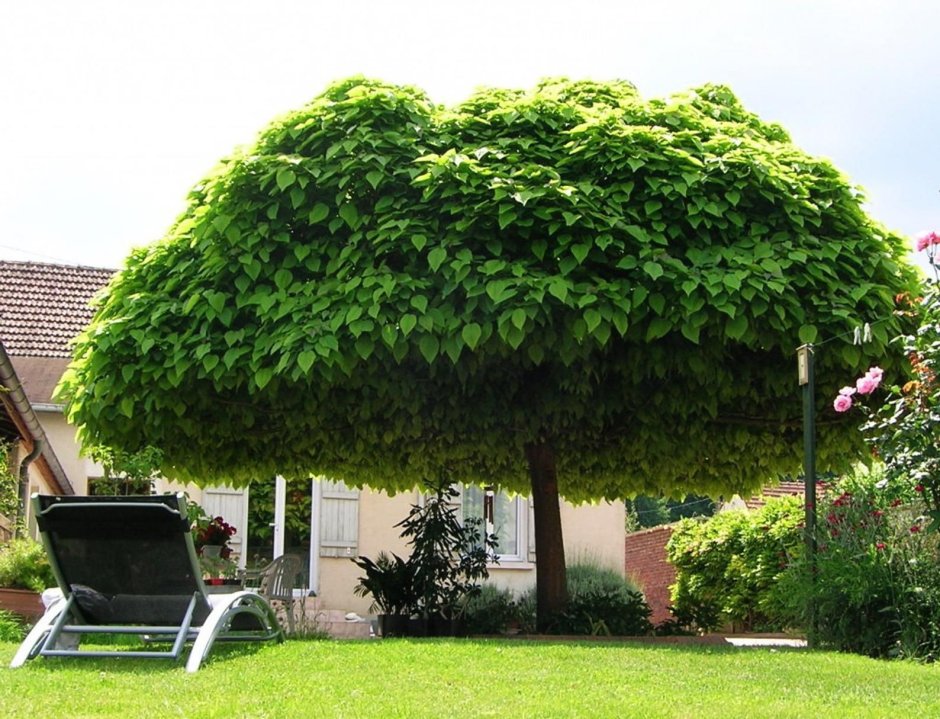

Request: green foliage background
left=60, top=77, right=919, bottom=500
left=0, top=442, right=18, bottom=522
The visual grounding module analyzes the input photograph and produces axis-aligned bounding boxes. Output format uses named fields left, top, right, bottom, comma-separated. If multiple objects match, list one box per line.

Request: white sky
left=0, top=0, right=937, bottom=270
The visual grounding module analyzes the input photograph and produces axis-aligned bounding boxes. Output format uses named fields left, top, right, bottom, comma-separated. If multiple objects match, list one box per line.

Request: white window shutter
left=200, top=486, right=250, bottom=563
left=319, top=479, right=359, bottom=557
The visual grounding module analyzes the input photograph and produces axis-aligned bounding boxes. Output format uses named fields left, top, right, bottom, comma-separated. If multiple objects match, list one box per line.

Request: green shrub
left=0, top=608, right=26, bottom=642
left=519, top=562, right=652, bottom=636
left=666, top=495, right=803, bottom=633
left=0, top=538, right=55, bottom=592
left=459, top=584, right=518, bottom=635
left=776, top=468, right=940, bottom=659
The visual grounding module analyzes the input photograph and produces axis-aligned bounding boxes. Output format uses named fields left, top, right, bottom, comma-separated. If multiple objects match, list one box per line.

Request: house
left=0, top=259, right=626, bottom=614
left=0, top=337, right=74, bottom=540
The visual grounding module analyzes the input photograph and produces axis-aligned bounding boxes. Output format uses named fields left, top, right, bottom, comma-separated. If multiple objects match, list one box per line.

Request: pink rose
left=856, top=375, right=879, bottom=395
left=866, top=366, right=883, bottom=382
left=833, top=394, right=853, bottom=412
left=916, top=231, right=940, bottom=251
left=838, top=386, right=857, bottom=396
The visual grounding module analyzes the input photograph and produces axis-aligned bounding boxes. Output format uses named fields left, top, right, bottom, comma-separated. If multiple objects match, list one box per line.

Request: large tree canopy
left=64, top=77, right=918, bottom=501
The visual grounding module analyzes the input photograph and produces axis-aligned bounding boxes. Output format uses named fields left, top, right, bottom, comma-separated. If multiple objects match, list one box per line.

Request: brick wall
left=624, top=524, right=676, bottom=626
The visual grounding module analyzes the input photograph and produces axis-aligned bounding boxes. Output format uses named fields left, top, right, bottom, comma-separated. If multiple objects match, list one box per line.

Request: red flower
left=876, top=542, right=886, bottom=550
left=915, top=484, right=925, bottom=493
left=891, top=499, right=903, bottom=507
left=910, top=525, right=922, bottom=534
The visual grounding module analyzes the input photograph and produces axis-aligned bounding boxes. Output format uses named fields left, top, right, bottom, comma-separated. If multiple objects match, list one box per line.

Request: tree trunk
left=525, top=441, right=568, bottom=632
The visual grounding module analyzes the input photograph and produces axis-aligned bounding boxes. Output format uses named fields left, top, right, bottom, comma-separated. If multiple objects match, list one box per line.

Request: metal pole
left=797, top=343, right=816, bottom=647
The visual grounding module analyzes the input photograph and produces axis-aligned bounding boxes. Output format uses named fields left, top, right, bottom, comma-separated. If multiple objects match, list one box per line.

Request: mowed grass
left=1, top=638, right=938, bottom=718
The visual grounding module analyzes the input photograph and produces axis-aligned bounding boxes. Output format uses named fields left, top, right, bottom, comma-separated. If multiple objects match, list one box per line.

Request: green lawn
left=1, top=638, right=938, bottom=718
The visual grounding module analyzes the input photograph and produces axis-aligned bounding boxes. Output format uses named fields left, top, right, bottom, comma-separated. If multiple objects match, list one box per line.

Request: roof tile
left=0, top=260, right=115, bottom=358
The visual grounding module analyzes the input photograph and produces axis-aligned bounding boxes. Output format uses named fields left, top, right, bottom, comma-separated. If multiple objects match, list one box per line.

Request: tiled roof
left=0, top=260, right=115, bottom=358
left=744, top=480, right=826, bottom=510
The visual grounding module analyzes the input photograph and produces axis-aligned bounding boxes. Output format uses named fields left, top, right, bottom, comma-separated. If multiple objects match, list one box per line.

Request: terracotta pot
left=0, top=587, right=43, bottom=620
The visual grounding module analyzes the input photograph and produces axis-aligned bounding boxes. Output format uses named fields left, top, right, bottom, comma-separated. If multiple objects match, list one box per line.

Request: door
left=245, top=476, right=315, bottom=591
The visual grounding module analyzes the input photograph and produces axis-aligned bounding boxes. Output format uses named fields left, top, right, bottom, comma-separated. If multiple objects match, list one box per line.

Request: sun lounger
left=10, top=493, right=283, bottom=672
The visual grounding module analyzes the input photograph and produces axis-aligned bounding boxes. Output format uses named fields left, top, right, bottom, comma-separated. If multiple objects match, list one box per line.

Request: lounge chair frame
left=10, top=493, right=283, bottom=672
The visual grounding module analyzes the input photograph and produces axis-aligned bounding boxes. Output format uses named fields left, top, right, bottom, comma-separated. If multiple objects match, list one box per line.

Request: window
left=87, top=476, right=154, bottom=496
left=459, top=485, right=528, bottom=563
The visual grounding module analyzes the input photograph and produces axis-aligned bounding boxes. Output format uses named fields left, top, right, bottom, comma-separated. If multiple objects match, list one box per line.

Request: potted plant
left=187, top=500, right=240, bottom=585
left=0, top=538, right=55, bottom=620
left=397, top=479, right=496, bottom=635
left=353, top=478, right=498, bottom=637
left=352, top=551, right=418, bottom=636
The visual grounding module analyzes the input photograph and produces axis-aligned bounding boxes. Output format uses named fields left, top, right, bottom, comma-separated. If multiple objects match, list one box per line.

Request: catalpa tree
left=61, top=77, right=920, bottom=626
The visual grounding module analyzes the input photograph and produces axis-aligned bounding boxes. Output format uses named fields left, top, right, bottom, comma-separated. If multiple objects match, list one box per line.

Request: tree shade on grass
left=59, top=77, right=920, bottom=626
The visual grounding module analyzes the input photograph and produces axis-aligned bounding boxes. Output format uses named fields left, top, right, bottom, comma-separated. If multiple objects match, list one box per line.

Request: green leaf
left=643, top=261, right=664, bottom=280
left=255, top=367, right=274, bottom=390
left=511, top=308, right=527, bottom=330
left=411, top=234, right=428, bottom=251
left=624, top=225, right=648, bottom=243
left=428, top=247, right=447, bottom=272
left=548, top=280, right=569, bottom=303
left=498, top=207, right=517, bottom=230
left=274, top=268, right=293, bottom=291
left=611, top=310, right=629, bottom=336
left=276, top=168, right=296, bottom=191
left=418, top=334, right=439, bottom=363
left=381, top=324, right=398, bottom=348
left=645, top=318, right=672, bottom=341
left=400, top=314, right=417, bottom=336
left=411, top=296, right=428, bottom=314
left=726, top=314, right=748, bottom=340
left=297, top=350, right=316, bottom=374
left=355, top=336, right=374, bottom=360
left=308, top=203, right=329, bottom=224
left=649, top=293, right=666, bottom=316
left=571, top=243, right=591, bottom=265
left=644, top=200, right=663, bottom=215
left=527, top=344, right=545, bottom=364
left=486, top=280, right=514, bottom=305
left=366, top=170, right=384, bottom=189
left=680, top=322, right=701, bottom=344
left=461, top=323, right=483, bottom=350
left=338, top=203, right=359, bottom=229
left=798, top=325, right=818, bottom=344
left=120, top=397, right=134, bottom=418
left=290, top=186, right=305, bottom=209
left=207, top=292, right=226, bottom=316
left=584, top=308, right=601, bottom=333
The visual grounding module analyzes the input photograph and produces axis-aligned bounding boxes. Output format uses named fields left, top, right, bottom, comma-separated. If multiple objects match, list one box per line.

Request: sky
left=0, top=0, right=937, bottom=271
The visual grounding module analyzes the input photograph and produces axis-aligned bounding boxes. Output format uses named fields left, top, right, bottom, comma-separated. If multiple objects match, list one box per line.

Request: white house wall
left=336, top=487, right=626, bottom=615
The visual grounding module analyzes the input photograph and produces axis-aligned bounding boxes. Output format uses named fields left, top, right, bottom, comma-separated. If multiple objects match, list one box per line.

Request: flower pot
left=378, top=613, right=412, bottom=637
left=200, top=545, right=223, bottom=558
left=0, top=587, right=43, bottom=620
left=427, top=613, right=464, bottom=637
